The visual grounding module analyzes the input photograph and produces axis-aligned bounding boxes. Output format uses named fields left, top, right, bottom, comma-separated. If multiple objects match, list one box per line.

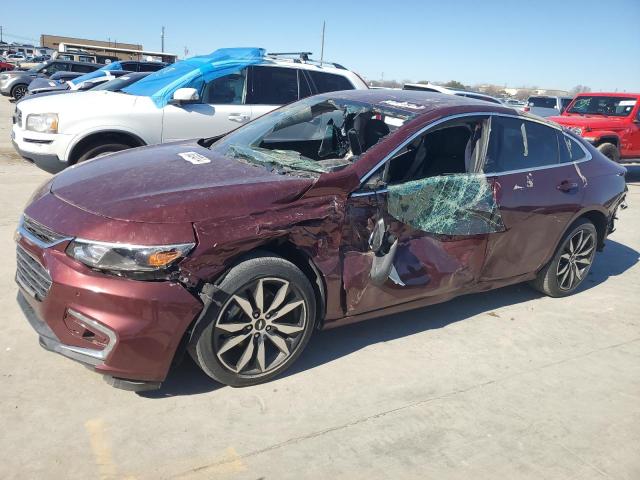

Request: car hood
left=17, top=90, right=137, bottom=116
left=549, top=114, right=630, bottom=131
left=51, top=141, right=316, bottom=224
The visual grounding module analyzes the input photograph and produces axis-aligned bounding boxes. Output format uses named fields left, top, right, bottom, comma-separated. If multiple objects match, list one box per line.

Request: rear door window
left=485, top=116, right=559, bottom=173
left=73, top=64, right=97, bottom=73
left=247, top=66, right=298, bottom=105
left=42, top=62, right=68, bottom=75
left=528, top=97, right=557, bottom=108
left=306, top=70, right=355, bottom=93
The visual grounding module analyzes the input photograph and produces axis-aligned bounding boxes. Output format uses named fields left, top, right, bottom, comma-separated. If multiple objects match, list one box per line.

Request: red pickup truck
left=549, top=92, right=640, bottom=163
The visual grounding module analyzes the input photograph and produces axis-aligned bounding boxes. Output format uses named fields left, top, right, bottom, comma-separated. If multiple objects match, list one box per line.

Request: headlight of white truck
left=26, top=113, right=58, bottom=133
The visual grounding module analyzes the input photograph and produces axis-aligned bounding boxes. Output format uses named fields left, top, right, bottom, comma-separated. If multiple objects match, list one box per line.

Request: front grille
left=16, top=244, right=52, bottom=301
left=13, top=107, right=21, bottom=126
left=22, top=216, right=68, bottom=246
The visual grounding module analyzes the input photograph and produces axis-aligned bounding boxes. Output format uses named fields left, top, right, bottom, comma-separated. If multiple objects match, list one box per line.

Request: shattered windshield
left=567, top=96, right=637, bottom=117
left=211, top=96, right=417, bottom=176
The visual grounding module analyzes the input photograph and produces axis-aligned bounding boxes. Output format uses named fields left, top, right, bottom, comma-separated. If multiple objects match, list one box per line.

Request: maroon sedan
left=16, top=90, right=627, bottom=391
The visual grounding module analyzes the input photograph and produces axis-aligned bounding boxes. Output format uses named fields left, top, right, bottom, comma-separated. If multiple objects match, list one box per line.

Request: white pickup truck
left=11, top=50, right=367, bottom=173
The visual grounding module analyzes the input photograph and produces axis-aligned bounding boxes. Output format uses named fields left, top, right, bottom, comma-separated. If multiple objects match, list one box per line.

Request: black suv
left=0, top=60, right=101, bottom=100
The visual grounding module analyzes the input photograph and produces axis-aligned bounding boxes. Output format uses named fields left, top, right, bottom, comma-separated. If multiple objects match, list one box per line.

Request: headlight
left=66, top=239, right=195, bottom=272
left=26, top=113, right=58, bottom=133
left=570, top=127, right=583, bottom=136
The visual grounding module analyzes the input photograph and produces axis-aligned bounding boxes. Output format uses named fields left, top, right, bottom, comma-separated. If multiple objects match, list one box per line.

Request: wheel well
left=260, top=240, right=327, bottom=329
left=11, top=83, right=28, bottom=93
left=596, top=136, right=619, bottom=147
left=69, top=131, right=145, bottom=164
left=579, top=210, right=608, bottom=249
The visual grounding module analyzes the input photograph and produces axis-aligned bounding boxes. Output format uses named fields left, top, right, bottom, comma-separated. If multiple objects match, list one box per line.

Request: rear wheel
left=11, top=84, right=28, bottom=100
left=597, top=142, right=620, bottom=162
left=76, top=142, right=133, bottom=163
left=530, top=219, right=597, bottom=297
left=190, top=254, right=316, bottom=387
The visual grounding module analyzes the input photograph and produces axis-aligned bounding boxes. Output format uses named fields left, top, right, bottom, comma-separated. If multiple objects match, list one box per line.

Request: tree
left=481, top=85, right=507, bottom=98
left=443, top=80, right=467, bottom=90
left=570, top=85, right=591, bottom=95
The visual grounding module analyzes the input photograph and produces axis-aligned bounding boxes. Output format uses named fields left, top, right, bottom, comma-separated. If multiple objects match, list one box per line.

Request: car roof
left=261, top=58, right=350, bottom=75
left=50, top=59, right=102, bottom=66
left=323, top=89, right=513, bottom=117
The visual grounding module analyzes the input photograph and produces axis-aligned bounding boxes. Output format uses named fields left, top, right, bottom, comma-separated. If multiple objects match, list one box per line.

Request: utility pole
left=320, top=21, right=325, bottom=65
left=161, top=26, right=165, bottom=53
left=183, top=46, right=189, bottom=59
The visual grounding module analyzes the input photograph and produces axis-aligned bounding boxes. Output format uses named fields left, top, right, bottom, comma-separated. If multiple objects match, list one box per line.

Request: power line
left=1, top=31, right=39, bottom=44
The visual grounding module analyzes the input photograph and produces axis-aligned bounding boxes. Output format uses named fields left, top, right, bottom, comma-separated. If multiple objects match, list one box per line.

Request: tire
left=597, top=142, right=620, bottom=163
left=11, top=84, right=28, bottom=100
left=76, top=142, right=133, bottom=163
left=190, top=253, right=317, bottom=387
left=530, top=219, right=597, bottom=297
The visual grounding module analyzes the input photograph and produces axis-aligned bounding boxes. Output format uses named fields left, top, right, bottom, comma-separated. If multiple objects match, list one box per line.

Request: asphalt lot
left=0, top=95, right=639, bottom=480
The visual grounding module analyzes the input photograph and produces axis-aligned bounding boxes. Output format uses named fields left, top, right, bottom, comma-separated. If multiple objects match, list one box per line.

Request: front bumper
left=11, top=123, right=71, bottom=173
left=15, top=223, right=203, bottom=390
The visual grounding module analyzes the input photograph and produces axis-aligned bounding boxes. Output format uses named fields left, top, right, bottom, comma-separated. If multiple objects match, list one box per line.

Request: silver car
left=525, top=95, right=574, bottom=117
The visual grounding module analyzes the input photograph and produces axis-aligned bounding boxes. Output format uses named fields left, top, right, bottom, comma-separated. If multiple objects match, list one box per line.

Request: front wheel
left=597, top=142, right=620, bottom=163
left=76, top=142, right=133, bottom=163
left=530, top=219, right=597, bottom=297
left=11, top=84, right=28, bottom=100
left=190, top=253, right=316, bottom=387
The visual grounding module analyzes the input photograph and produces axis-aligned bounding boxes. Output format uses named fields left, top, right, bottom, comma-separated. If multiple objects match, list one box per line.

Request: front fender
left=64, top=126, right=151, bottom=161
left=583, top=130, right=619, bottom=144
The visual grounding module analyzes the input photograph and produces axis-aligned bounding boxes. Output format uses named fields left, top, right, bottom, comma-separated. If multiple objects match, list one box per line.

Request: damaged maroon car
left=16, top=90, right=627, bottom=391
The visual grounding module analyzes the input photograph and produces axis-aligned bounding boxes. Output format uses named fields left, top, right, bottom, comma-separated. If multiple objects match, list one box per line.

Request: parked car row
left=7, top=47, right=631, bottom=392
left=11, top=49, right=367, bottom=172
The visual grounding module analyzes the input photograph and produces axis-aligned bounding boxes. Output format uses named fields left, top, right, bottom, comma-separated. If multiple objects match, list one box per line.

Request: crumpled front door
left=341, top=174, right=504, bottom=316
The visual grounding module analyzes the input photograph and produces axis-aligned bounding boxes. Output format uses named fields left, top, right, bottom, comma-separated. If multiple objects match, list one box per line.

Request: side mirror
left=170, top=87, right=199, bottom=105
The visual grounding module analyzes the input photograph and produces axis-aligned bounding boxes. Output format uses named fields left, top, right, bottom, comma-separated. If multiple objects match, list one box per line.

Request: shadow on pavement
left=146, top=239, right=638, bottom=398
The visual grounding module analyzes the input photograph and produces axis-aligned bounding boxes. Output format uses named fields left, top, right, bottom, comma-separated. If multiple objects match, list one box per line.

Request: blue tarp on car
left=69, top=62, right=125, bottom=85
left=120, top=48, right=265, bottom=108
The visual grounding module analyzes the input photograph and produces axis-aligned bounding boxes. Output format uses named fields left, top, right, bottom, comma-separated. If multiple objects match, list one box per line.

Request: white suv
left=11, top=51, right=367, bottom=173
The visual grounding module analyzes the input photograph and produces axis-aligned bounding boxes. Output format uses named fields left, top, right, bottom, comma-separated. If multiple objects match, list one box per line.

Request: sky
left=3, top=0, right=639, bottom=92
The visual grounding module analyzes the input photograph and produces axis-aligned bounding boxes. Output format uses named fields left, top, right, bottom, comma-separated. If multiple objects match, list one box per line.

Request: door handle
left=557, top=180, right=579, bottom=192
left=228, top=113, right=250, bottom=123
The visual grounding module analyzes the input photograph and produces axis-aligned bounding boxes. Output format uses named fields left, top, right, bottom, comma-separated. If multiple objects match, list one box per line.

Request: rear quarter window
left=558, top=132, right=586, bottom=163
left=306, top=70, right=355, bottom=94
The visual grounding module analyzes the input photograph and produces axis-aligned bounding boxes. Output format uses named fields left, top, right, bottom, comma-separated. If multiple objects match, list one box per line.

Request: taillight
left=523, top=106, right=530, bottom=112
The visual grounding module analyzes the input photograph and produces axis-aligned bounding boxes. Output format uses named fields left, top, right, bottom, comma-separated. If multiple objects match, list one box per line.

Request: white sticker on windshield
left=178, top=151, right=211, bottom=165
left=619, top=100, right=637, bottom=106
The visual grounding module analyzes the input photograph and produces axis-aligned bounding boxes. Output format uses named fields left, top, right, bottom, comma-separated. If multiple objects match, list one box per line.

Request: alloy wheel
left=13, top=85, right=27, bottom=99
left=556, top=229, right=595, bottom=291
left=214, top=277, right=307, bottom=376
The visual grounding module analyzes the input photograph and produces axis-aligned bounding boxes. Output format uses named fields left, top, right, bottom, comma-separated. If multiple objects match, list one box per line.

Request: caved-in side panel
left=181, top=195, right=346, bottom=320
left=341, top=193, right=487, bottom=316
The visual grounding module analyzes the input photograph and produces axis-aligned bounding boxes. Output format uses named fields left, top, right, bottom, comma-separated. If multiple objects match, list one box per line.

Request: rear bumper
left=15, top=235, right=203, bottom=390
